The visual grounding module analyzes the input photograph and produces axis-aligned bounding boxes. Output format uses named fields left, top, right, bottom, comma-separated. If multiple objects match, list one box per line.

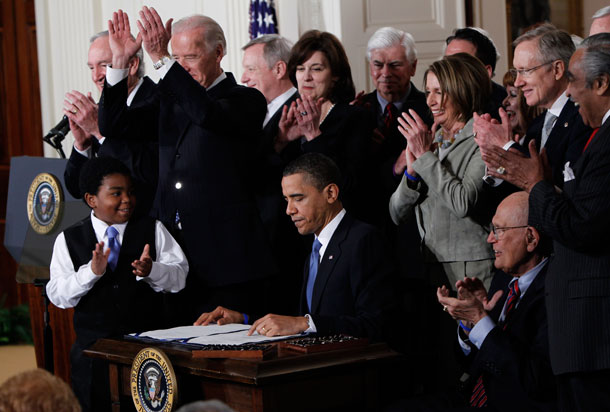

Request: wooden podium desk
left=85, top=338, right=402, bottom=412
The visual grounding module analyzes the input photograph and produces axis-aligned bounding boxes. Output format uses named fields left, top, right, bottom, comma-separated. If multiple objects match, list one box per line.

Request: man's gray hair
left=173, top=15, right=227, bottom=56
left=592, top=6, right=610, bottom=19
left=366, top=27, right=417, bottom=63
left=578, top=33, right=610, bottom=88
left=89, top=30, right=108, bottom=44
left=242, top=34, right=293, bottom=69
left=89, top=30, right=145, bottom=78
left=513, top=23, right=575, bottom=68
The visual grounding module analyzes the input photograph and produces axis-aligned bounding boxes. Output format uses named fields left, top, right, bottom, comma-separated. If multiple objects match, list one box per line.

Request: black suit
left=262, top=90, right=299, bottom=151
left=302, top=103, right=374, bottom=210
left=151, top=65, right=276, bottom=321
left=463, top=263, right=556, bottom=412
left=523, top=99, right=591, bottom=187
left=255, top=89, right=300, bottom=234
left=359, top=86, right=430, bottom=328
left=360, top=85, right=432, bottom=224
left=529, top=115, right=610, bottom=410
left=64, top=76, right=159, bottom=216
left=487, top=81, right=508, bottom=120
left=297, top=212, right=396, bottom=341
left=254, top=89, right=307, bottom=315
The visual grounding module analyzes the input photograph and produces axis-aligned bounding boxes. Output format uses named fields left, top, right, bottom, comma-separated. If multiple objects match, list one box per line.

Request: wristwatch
left=153, top=56, right=171, bottom=70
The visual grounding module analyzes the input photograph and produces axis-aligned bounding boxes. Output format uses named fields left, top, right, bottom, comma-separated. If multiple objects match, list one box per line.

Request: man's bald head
left=489, top=191, right=550, bottom=275
left=590, top=6, right=610, bottom=36
left=497, top=191, right=529, bottom=226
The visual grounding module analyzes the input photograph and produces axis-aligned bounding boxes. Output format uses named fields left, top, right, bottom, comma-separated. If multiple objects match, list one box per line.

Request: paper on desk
left=188, top=330, right=302, bottom=345
left=129, top=324, right=250, bottom=341
left=129, top=324, right=303, bottom=345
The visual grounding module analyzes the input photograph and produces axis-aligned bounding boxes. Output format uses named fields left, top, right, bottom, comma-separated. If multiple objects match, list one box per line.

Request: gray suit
left=389, top=118, right=494, bottom=285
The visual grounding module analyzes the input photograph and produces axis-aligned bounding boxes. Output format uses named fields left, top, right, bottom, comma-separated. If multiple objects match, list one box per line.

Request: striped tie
left=471, top=280, right=521, bottom=407
left=306, top=238, right=322, bottom=311
left=502, top=280, right=521, bottom=330
left=106, top=226, right=120, bottom=271
left=470, top=375, right=487, bottom=408
left=384, top=103, right=396, bottom=132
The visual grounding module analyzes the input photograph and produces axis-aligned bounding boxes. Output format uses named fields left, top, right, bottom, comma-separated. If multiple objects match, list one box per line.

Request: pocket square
left=563, top=161, right=575, bottom=182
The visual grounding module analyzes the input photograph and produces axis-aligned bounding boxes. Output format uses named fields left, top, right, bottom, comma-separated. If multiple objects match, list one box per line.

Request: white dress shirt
left=541, top=91, right=568, bottom=148
left=47, top=211, right=189, bottom=309
left=603, top=109, right=610, bottom=125
left=264, top=87, right=297, bottom=127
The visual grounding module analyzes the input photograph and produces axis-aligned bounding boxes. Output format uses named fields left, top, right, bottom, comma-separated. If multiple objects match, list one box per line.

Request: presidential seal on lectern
left=27, top=172, right=63, bottom=235
left=131, top=347, right=177, bottom=412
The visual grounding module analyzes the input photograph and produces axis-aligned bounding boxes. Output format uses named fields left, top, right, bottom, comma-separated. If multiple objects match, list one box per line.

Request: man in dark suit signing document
left=195, top=153, right=396, bottom=342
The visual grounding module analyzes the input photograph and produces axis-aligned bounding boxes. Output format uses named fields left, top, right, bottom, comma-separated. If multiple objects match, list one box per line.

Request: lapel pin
left=328, top=255, right=334, bottom=260
left=564, top=122, right=568, bottom=127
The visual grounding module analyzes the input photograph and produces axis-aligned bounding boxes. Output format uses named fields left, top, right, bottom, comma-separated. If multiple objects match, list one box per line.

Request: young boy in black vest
left=47, top=157, right=188, bottom=412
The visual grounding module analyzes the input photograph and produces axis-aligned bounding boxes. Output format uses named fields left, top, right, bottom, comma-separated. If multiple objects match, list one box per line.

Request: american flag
left=249, top=0, right=278, bottom=39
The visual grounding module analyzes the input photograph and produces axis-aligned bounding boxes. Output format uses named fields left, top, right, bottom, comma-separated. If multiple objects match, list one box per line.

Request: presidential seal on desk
left=27, top=172, right=63, bottom=235
left=131, top=347, right=177, bottom=412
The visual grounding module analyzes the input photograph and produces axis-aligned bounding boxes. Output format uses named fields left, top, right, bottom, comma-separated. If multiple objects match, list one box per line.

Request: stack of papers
left=128, top=324, right=303, bottom=345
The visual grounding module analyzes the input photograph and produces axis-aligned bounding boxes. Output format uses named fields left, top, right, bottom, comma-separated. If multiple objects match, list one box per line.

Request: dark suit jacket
left=254, top=89, right=307, bottom=315
left=360, top=84, right=432, bottom=209
left=297, top=213, right=396, bottom=341
left=361, top=84, right=432, bottom=168
left=64, top=76, right=159, bottom=216
left=255, top=89, right=300, bottom=222
left=153, top=65, right=276, bottom=292
left=487, top=81, right=508, bottom=120
left=524, top=99, right=591, bottom=187
left=529, top=115, right=610, bottom=375
left=463, top=263, right=556, bottom=411
left=262, top=90, right=299, bottom=153
left=299, top=103, right=377, bottom=223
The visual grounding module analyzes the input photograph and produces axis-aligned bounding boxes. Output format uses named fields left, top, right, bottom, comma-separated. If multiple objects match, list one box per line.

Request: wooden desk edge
left=84, top=338, right=402, bottom=385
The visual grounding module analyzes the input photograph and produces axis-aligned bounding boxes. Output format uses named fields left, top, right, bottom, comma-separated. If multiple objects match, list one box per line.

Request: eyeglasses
left=490, top=225, right=528, bottom=240
left=509, top=61, right=554, bottom=78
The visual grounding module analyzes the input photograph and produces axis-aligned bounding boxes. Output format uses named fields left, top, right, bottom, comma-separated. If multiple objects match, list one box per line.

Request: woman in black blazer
left=274, top=30, right=375, bottom=220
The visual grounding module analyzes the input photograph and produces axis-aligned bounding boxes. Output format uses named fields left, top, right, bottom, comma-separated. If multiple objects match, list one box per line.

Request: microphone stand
left=33, top=278, right=54, bottom=373
left=42, top=131, right=66, bottom=159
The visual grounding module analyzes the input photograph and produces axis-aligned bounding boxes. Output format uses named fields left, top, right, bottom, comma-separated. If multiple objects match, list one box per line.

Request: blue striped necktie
left=306, top=238, right=322, bottom=311
left=106, top=226, right=120, bottom=271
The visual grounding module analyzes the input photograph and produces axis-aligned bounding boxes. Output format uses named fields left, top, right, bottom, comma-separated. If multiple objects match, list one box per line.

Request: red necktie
left=384, top=103, right=395, bottom=131
left=502, top=280, right=521, bottom=330
left=583, top=128, right=600, bottom=153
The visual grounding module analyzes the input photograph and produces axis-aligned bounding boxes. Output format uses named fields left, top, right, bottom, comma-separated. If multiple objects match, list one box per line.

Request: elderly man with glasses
left=476, top=33, right=610, bottom=412
left=474, top=24, right=591, bottom=188
left=432, top=191, right=556, bottom=411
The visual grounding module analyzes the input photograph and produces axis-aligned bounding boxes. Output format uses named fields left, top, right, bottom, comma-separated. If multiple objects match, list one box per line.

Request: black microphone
left=42, top=115, right=70, bottom=159
left=45, top=115, right=70, bottom=141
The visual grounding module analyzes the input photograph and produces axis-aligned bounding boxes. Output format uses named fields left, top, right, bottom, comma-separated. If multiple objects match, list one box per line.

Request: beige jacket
left=389, top=118, right=494, bottom=262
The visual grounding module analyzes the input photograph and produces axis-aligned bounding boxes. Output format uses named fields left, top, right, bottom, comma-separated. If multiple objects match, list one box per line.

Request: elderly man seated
left=438, top=191, right=556, bottom=411
left=390, top=192, right=556, bottom=411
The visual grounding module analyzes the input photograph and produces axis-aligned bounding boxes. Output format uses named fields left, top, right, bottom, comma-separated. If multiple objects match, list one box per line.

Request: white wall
left=35, top=0, right=507, bottom=158
left=471, top=0, right=509, bottom=82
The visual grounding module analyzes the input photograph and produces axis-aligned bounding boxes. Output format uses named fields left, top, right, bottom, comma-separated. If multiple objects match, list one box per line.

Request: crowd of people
left=39, top=4, right=610, bottom=412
